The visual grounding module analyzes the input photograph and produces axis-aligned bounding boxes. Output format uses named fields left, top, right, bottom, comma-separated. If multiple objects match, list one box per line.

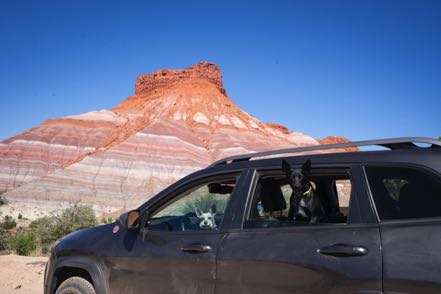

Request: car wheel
left=55, top=276, right=96, bottom=294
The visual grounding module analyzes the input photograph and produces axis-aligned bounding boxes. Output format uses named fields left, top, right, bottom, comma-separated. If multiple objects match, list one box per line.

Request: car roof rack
left=210, top=137, right=441, bottom=166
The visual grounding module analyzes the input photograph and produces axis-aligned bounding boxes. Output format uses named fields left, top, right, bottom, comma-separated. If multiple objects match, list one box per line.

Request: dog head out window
left=147, top=178, right=236, bottom=232
left=246, top=162, right=352, bottom=228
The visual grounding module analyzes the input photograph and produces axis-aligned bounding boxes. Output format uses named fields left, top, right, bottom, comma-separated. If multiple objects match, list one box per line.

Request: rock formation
left=0, top=112, right=124, bottom=191
left=318, top=136, right=359, bottom=152
left=0, top=62, right=352, bottom=218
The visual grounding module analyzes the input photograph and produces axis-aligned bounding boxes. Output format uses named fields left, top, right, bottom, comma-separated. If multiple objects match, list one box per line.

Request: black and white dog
left=282, top=159, right=327, bottom=223
left=195, top=205, right=217, bottom=230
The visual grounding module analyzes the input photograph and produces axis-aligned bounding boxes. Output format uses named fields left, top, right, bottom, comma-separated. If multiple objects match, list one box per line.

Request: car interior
left=146, top=180, right=235, bottom=232
left=145, top=170, right=353, bottom=231
left=245, top=172, right=351, bottom=228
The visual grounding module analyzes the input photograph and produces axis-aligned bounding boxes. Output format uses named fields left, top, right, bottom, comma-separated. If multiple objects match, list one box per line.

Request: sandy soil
left=0, top=254, right=47, bottom=294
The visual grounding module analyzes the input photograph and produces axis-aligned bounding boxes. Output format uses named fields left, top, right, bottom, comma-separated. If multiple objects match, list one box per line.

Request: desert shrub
left=181, top=194, right=228, bottom=215
left=100, top=216, right=114, bottom=224
left=0, top=194, right=7, bottom=206
left=18, top=213, right=22, bottom=220
left=0, top=229, right=12, bottom=251
left=54, top=204, right=97, bottom=237
left=9, top=231, right=36, bottom=256
left=29, top=216, right=58, bottom=253
left=0, top=215, right=17, bottom=230
left=30, top=204, right=97, bottom=253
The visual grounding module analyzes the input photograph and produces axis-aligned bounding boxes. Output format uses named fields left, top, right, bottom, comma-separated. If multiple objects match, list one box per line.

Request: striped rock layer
left=1, top=62, right=323, bottom=216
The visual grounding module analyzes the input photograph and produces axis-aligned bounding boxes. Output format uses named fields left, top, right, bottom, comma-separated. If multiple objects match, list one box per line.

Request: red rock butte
left=135, top=61, right=226, bottom=96
left=0, top=61, right=353, bottom=218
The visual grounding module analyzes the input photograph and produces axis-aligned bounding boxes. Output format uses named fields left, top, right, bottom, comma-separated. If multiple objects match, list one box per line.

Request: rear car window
left=365, top=166, right=441, bottom=221
left=245, top=170, right=352, bottom=228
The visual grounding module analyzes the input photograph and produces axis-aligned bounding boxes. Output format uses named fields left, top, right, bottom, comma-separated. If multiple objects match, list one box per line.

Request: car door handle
left=317, top=244, right=368, bottom=257
left=181, top=244, right=212, bottom=254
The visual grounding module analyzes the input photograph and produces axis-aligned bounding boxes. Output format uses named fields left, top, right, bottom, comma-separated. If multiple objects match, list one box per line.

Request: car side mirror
left=119, top=210, right=140, bottom=231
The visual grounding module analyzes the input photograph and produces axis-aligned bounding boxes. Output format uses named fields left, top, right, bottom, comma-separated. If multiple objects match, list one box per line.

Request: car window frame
left=237, top=163, right=376, bottom=231
left=363, top=162, right=441, bottom=224
left=140, top=170, right=247, bottom=233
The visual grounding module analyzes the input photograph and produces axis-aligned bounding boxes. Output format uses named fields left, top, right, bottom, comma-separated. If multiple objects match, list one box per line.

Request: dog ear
left=282, top=160, right=291, bottom=174
left=195, top=207, right=203, bottom=218
left=210, top=204, right=217, bottom=215
left=302, top=159, right=311, bottom=174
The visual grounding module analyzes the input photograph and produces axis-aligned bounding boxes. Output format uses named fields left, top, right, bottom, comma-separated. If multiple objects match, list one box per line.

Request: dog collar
left=303, top=181, right=316, bottom=196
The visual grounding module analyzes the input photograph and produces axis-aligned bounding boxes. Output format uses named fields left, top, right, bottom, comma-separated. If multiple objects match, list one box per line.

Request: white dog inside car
left=195, top=205, right=217, bottom=230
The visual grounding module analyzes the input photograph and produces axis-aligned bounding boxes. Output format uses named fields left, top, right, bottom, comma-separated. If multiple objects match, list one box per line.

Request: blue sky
left=0, top=0, right=440, bottom=141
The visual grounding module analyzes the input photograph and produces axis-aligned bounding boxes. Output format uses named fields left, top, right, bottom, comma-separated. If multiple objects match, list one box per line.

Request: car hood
left=55, top=223, right=119, bottom=256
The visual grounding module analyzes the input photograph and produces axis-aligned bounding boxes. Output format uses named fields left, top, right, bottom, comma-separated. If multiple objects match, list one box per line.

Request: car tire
left=55, top=276, right=96, bottom=294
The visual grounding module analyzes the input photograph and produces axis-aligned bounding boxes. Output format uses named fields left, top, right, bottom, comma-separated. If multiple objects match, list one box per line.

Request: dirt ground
left=0, top=254, right=47, bottom=294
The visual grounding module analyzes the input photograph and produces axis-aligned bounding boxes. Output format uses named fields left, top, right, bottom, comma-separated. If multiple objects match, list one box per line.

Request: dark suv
left=44, top=137, right=441, bottom=294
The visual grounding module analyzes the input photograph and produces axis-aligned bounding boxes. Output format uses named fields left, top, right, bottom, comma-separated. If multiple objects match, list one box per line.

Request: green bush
left=29, top=204, right=97, bottom=253
left=29, top=216, right=58, bottom=253
left=54, top=205, right=97, bottom=237
left=0, top=229, right=11, bottom=251
left=9, top=232, right=36, bottom=256
left=0, top=215, right=17, bottom=230
left=17, top=213, right=22, bottom=220
left=181, top=194, right=228, bottom=215
left=100, top=216, right=114, bottom=224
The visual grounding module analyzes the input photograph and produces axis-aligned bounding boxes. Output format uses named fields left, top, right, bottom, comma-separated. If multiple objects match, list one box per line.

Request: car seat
left=258, top=178, right=287, bottom=216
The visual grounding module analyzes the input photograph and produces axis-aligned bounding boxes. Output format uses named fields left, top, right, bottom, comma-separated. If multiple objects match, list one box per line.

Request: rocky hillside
left=0, top=62, right=348, bottom=218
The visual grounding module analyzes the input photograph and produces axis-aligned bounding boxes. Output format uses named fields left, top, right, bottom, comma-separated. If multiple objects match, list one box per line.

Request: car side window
left=365, top=166, right=441, bottom=221
left=146, top=178, right=236, bottom=232
left=245, top=168, right=352, bottom=228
